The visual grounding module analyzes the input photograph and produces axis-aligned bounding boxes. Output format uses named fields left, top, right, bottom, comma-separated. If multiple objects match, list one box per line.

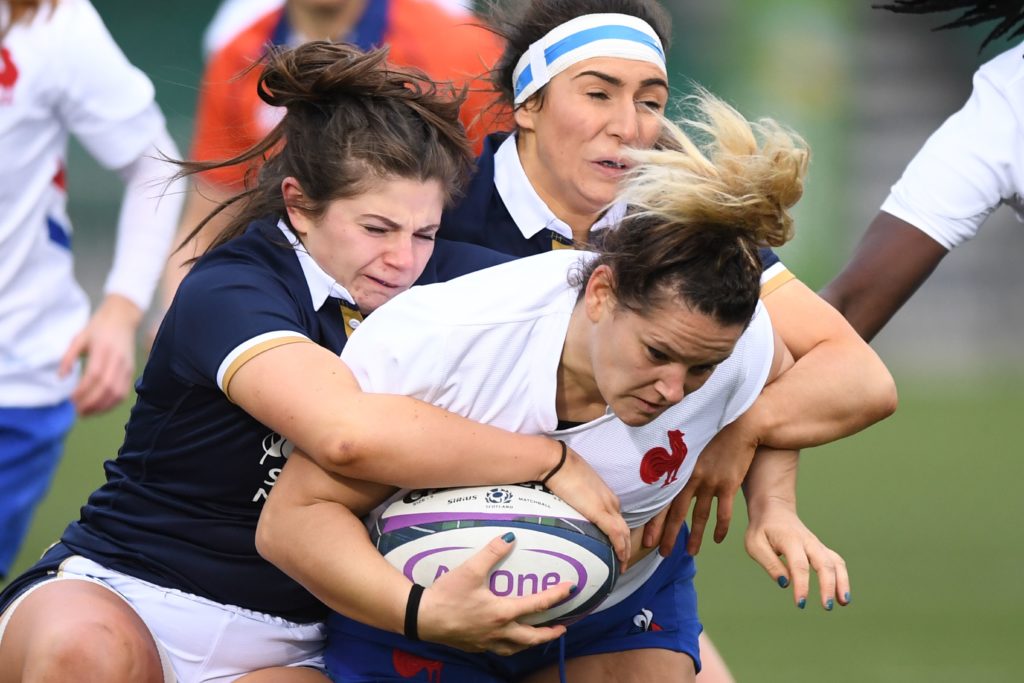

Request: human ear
left=584, top=264, right=616, bottom=323
left=513, top=99, right=538, bottom=132
left=281, top=177, right=310, bottom=236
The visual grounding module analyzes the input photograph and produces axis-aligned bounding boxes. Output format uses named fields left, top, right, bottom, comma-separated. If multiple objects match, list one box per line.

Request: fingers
left=427, top=533, right=570, bottom=655
left=744, top=531, right=794, bottom=600
left=460, top=532, right=517, bottom=580
left=549, top=450, right=629, bottom=568
left=746, top=524, right=852, bottom=611
left=642, top=507, right=667, bottom=549
left=657, top=486, right=692, bottom=557
left=712, top=487, right=736, bottom=544
left=58, top=332, right=86, bottom=378
left=685, top=491, right=713, bottom=556
left=807, top=545, right=850, bottom=611
left=833, top=551, right=851, bottom=607
left=72, top=351, right=132, bottom=415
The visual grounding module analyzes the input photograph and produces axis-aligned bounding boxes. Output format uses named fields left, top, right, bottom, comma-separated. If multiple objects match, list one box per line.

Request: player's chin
left=612, top=405, right=661, bottom=427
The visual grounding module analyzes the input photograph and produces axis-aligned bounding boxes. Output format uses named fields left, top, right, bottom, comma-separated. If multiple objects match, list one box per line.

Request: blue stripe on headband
left=514, top=25, right=666, bottom=99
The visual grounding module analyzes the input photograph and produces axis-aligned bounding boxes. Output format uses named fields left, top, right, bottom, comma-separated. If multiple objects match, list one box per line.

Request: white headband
left=511, top=13, right=666, bottom=106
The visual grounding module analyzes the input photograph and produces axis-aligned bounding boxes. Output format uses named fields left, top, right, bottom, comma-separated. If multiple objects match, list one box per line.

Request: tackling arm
left=256, top=448, right=575, bottom=654
left=820, top=211, right=949, bottom=342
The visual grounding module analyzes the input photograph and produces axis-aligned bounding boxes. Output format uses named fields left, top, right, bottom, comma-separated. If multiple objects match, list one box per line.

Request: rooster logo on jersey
left=640, top=429, right=688, bottom=487
left=0, top=47, right=19, bottom=104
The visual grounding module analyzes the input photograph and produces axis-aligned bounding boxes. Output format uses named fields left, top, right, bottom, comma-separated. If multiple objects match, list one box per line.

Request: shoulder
left=180, top=222, right=300, bottom=307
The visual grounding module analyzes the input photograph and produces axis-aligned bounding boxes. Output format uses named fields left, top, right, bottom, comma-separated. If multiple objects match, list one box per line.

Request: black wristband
left=540, top=441, right=568, bottom=488
left=404, top=583, right=425, bottom=641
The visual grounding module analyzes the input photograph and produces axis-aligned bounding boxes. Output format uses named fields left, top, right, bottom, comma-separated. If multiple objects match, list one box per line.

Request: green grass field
left=6, top=373, right=1023, bottom=682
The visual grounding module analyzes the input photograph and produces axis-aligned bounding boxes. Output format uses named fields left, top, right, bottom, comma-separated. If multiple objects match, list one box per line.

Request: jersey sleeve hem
left=218, top=331, right=313, bottom=399
left=759, top=263, right=795, bottom=298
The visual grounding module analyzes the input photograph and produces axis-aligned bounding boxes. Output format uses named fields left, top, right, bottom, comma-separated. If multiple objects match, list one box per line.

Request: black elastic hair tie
left=540, top=441, right=568, bottom=488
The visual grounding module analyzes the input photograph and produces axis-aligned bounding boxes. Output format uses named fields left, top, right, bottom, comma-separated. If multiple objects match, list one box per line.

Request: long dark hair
left=876, top=1, right=1024, bottom=48
left=576, top=89, right=809, bottom=328
left=483, top=0, right=672, bottom=109
left=177, top=41, right=476, bottom=256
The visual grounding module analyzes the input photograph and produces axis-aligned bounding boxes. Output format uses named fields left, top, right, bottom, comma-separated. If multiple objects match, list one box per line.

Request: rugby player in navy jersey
left=0, top=42, right=629, bottom=683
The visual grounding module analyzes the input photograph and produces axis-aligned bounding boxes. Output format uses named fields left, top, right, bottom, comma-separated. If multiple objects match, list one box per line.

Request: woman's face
left=583, top=266, right=745, bottom=427
left=514, top=56, right=669, bottom=221
left=284, top=176, right=443, bottom=314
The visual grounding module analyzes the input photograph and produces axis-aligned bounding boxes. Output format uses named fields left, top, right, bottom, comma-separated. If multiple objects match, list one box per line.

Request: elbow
left=255, top=503, right=284, bottom=568
left=860, top=354, right=899, bottom=423
left=312, top=433, right=368, bottom=476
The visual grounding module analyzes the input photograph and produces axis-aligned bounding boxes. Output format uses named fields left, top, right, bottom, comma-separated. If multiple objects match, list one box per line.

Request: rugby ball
left=371, top=483, right=618, bottom=626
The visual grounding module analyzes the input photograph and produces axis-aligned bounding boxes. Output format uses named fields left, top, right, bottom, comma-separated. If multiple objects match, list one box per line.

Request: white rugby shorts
left=0, top=555, right=326, bottom=682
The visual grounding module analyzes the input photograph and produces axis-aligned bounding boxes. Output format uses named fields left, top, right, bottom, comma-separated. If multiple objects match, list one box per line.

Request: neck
left=288, top=0, right=368, bottom=42
left=556, top=303, right=607, bottom=423
left=516, top=133, right=604, bottom=243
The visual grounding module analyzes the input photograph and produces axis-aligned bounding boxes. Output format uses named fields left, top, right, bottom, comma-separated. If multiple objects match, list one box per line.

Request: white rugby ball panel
left=371, top=485, right=618, bottom=626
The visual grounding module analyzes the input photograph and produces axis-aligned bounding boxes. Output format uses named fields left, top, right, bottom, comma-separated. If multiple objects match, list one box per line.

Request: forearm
left=820, top=211, right=949, bottom=342
left=742, top=337, right=896, bottom=450
left=742, top=446, right=799, bottom=515
left=755, top=280, right=897, bottom=450
left=257, top=480, right=408, bottom=633
left=106, top=129, right=186, bottom=313
left=159, top=181, right=234, bottom=312
left=312, top=391, right=562, bottom=489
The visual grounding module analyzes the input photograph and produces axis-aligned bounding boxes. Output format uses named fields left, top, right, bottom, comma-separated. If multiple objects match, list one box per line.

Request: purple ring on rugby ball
left=403, top=546, right=468, bottom=580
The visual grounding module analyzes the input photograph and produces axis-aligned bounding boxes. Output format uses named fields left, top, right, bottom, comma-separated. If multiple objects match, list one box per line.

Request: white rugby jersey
left=882, top=41, right=1024, bottom=250
left=343, top=249, right=775, bottom=605
left=0, top=0, right=167, bottom=406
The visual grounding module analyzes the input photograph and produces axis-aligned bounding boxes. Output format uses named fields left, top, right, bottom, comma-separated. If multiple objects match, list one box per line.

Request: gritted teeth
left=599, top=159, right=628, bottom=169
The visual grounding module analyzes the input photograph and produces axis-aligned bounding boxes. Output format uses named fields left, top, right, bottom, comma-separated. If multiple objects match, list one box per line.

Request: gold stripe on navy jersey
left=222, top=334, right=312, bottom=400
left=339, top=299, right=364, bottom=339
left=549, top=230, right=574, bottom=251
left=760, top=267, right=796, bottom=298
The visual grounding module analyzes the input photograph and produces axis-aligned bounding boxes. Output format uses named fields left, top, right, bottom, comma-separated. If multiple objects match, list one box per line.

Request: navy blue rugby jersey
left=58, top=219, right=503, bottom=622
left=439, top=132, right=781, bottom=271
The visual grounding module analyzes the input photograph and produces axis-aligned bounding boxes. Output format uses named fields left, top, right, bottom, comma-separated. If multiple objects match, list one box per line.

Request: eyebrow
left=361, top=214, right=440, bottom=232
left=573, top=69, right=669, bottom=91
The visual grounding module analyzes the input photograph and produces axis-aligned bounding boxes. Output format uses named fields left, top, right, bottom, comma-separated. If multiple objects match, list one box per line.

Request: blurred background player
left=822, top=0, right=1024, bottom=339
left=0, top=0, right=183, bottom=580
left=159, top=0, right=508, bottom=313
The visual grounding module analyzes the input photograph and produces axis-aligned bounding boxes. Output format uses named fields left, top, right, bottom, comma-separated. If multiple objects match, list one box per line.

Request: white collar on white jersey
left=277, top=220, right=357, bottom=309
left=493, top=133, right=627, bottom=242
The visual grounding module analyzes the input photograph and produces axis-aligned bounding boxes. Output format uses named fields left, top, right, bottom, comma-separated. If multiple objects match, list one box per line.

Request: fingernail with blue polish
left=825, top=598, right=834, bottom=611
left=844, top=592, right=851, bottom=604
left=569, top=584, right=578, bottom=595
left=502, top=532, right=516, bottom=543
left=797, top=597, right=806, bottom=609
left=777, top=575, right=789, bottom=588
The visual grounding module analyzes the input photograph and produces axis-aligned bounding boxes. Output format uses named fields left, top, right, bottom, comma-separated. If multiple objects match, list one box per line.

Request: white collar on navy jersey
left=493, top=133, right=627, bottom=242
left=277, top=220, right=357, bottom=309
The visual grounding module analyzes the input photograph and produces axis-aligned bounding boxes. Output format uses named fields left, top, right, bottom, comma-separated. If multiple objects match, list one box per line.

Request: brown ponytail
left=177, top=41, right=475, bottom=256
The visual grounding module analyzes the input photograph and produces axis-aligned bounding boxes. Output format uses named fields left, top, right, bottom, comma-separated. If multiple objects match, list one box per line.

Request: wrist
left=99, top=293, right=145, bottom=329
left=404, top=583, right=425, bottom=641
left=539, top=441, right=567, bottom=488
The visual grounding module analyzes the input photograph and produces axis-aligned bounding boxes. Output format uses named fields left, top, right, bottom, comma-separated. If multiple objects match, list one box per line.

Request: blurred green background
left=6, top=1, right=1024, bottom=681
